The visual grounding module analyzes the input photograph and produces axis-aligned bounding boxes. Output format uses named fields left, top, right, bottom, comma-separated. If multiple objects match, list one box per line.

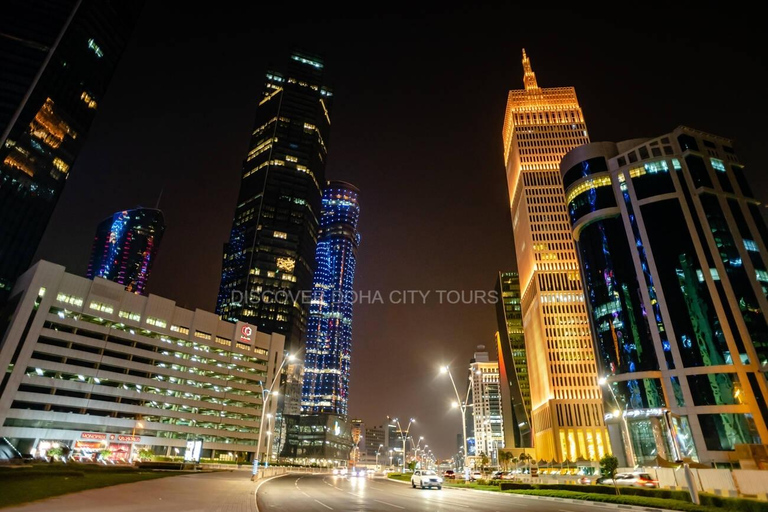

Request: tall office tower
left=560, top=127, right=768, bottom=466
left=86, top=207, right=165, bottom=295
left=495, top=271, right=532, bottom=449
left=470, top=347, right=505, bottom=464
left=216, top=50, right=333, bottom=355
left=501, top=50, right=609, bottom=462
left=301, top=181, right=361, bottom=417
left=0, top=0, right=144, bottom=301
left=364, top=425, right=385, bottom=457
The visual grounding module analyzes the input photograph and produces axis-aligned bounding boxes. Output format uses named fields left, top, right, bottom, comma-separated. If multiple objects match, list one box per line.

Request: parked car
left=578, top=476, right=592, bottom=485
left=411, top=469, right=443, bottom=489
left=597, top=472, right=658, bottom=488
left=491, top=470, right=505, bottom=479
left=470, top=471, right=483, bottom=481
left=443, top=470, right=456, bottom=480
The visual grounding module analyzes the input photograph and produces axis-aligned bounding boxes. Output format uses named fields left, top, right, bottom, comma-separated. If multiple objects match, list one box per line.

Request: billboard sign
left=184, top=440, right=203, bottom=462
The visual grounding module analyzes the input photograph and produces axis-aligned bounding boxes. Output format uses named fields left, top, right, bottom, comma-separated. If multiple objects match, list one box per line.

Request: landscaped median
left=0, top=463, right=192, bottom=509
left=385, top=474, right=768, bottom=512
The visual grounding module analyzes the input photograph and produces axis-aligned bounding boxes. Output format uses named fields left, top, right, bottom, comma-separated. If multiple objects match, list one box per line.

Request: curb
left=254, top=472, right=291, bottom=512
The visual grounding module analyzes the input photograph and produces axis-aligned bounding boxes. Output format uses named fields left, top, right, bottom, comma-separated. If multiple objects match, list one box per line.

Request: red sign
left=240, top=324, right=253, bottom=343
left=81, top=432, right=107, bottom=440
left=117, top=435, right=140, bottom=443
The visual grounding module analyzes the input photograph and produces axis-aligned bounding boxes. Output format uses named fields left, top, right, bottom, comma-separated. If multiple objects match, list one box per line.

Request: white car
left=411, top=469, right=443, bottom=489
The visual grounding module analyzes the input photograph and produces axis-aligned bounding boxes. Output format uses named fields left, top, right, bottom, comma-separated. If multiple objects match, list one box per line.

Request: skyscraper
left=560, top=127, right=768, bottom=465
left=86, top=207, right=165, bottom=295
left=470, top=347, right=505, bottom=464
left=500, top=50, right=609, bottom=462
left=301, top=181, right=361, bottom=417
left=495, top=271, right=532, bottom=448
left=0, top=0, right=145, bottom=301
left=216, top=50, right=333, bottom=353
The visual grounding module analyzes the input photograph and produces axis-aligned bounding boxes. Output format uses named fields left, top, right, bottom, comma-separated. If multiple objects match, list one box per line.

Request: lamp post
left=375, top=444, right=384, bottom=469
left=390, top=417, right=415, bottom=473
left=441, top=365, right=471, bottom=478
left=252, top=352, right=297, bottom=481
left=598, top=377, right=636, bottom=467
left=389, top=449, right=393, bottom=470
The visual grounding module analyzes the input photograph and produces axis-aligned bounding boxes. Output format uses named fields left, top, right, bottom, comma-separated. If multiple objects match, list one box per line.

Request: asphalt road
left=256, top=474, right=649, bottom=512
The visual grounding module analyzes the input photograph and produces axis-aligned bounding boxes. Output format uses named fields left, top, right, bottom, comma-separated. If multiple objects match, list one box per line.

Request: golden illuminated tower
left=501, top=49, right=610, bottom=463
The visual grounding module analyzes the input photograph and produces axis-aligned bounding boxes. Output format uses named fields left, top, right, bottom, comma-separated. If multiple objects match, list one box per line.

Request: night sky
left=34, top=5, right=767, bottom=457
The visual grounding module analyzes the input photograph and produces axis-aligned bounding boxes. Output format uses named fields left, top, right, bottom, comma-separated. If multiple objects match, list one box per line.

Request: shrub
left=505, top=490, right=721, bottom=512
left=499, top=482, right=533, bottom=490
left=698, top=493, right=768, bottom=512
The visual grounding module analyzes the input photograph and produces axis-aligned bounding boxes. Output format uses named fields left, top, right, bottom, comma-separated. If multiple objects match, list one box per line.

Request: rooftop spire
left=522, top=48, right=539, bottom=91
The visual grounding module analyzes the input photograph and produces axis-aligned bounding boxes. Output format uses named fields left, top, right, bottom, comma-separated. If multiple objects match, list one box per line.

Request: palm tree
left=511, top=456, right=519, bottom=474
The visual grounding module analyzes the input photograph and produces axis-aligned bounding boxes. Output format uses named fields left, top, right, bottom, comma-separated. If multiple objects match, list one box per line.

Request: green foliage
left=505, top=490, right=722, bottom=512
left=100, top=449, right=112, bottom=458
left=698, top=493, right=768, bottom=512
left=407, top=460, right=417, bottom=471
left=598, top=454, right=619, bottom=479
left=46, top=447, right=63, bottom=457
left=387, top=473, right=412, bottom=482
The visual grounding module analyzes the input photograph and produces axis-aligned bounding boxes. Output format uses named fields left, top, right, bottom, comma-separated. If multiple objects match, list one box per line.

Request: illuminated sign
left=184, top=440, right=203, bottom=462
left=333, top=421, right=341, bottom=437
left=239, top=324, right=253, bottom=344
left=118, top=435, right=141, bottom=443
left=81, top=432, right=107, bottom=440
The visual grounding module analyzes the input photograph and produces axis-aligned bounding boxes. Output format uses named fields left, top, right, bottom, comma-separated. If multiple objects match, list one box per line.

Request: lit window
left=147, top=317, right=167, bottom=329
left=710, top=158, right=726, bottom=173
left=56, top=293, right=83, bottom=307
left=286, top=155, right=298, bottom=162
left=52, top=157, right=70, bottom=174
left=119, top=310, right=141, bottom=322
left=744, top=239, right=759, bottom=252
left=170, top=325, right=190, bottom=335
left=194, top=330, right=212, bottom=340
left=757, top=270, right=768, bottom=283
left=291, top=54, right=323, bottom=69
left=87, top=38, right=103, bottom=58
left=80, top=91, right=97, bottom=109
left=89, top=301, right=113, bottom=314
left=273, top=231, right=287, bottom=239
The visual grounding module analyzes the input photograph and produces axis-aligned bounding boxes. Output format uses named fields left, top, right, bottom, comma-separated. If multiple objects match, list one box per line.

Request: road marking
left=374, top=499, right=405, bottom=509
left=253, top=473, right=291, bottom=512
left=314, top=499, right=333, bottom=509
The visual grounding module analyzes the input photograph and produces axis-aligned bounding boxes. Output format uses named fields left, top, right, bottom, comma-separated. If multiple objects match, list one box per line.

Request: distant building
left=301, top=181, right=361, bottom=417
left=87, top=208, right=165, bottom=295
left=0, top=0, right=145, bottom=301
left=279, top=414, right=352, bottom=466
left=495, top=272, right=532, bottom=449
left=470, top=347, right=504, bottom=464
left=0, top=260, right=284, bottom=462
left=561, top=126, right=768, bottom=465
left=365, top=425, right=385, bottom=457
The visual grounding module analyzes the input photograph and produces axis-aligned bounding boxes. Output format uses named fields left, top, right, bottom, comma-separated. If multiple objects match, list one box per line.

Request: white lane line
left=314, top=498, right=334, bottom=509
left=374, top=499, right=405, bottom=509
left=254, top=473, right=291, bottom=512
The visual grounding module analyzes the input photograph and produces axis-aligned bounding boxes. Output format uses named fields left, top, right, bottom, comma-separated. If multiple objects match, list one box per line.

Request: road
left=257, top=473, right=658, bottom=512
left=5, top=470, right=668, bottom=512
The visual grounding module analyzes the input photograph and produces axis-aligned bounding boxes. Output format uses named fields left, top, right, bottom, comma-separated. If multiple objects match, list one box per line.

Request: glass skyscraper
left=0, top=0, right=144, bottom=301
left=561, top=126, right=768, bottom=465
left=301, top=181, right=361, bottom=417
left=495, top=271, right=532, bottom=448
left=216, top=50, right=333, bottom=354
left=501, top=50, right=609, bottom=462
left=86, top=207, right=165, bottom=295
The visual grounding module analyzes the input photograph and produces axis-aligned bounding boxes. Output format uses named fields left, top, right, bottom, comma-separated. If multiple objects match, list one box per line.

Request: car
left=332, top=468, right=340, bottom=475
left=597, top=472, right=658, bottom=488
left=443, top=470, right=456, bottom=480
left=470, top=471, right=483, bottom=481
left=411, top=469, right=443, bottom=489
left=339, top=467, right=348, bottom=476
left=578, top=476, right=592, bottom=485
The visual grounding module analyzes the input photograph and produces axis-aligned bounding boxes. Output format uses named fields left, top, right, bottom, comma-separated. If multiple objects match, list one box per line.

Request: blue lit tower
left=87, top=207, right=165, bottom=295
left=301, top=181, right=361, bottom=417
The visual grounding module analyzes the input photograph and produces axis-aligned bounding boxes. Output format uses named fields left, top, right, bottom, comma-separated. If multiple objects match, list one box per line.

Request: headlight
left=438, top=477, right=443, bottom=483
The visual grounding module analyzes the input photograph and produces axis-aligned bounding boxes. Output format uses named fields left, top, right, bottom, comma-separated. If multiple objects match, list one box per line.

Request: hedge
left=505, top=490, right=722, bottom=512
left=498, top=482, right=691, bottom=501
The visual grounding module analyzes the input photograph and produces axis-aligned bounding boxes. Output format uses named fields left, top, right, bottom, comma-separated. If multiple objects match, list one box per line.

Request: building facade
left=501, top=49, right=609, bottom=462
left=0, top=0, right=144, bottom=301
left=470, top=347, right=505, bottom=464
left=365, top=424, right=385, bottom=457
left=301, top=181, right=361, bottom=417
left=86, top=208, right=165, bottom=296
left=560, top=126, right=768, bottom=465
left=495, top=271, right=532, bottom=449
left=278, top=413, right=352, bottom=466
left=0, top=261, right=284, bottom=462
left=216, top=49, right=333, bottom=353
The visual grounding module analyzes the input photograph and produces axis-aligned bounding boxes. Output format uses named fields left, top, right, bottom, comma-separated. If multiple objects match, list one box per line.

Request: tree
left=599, top=454, right=620, bottom=495
left=407, top=460, right=417, bottom=472
left=480, top=452, right=490, bottom=471
left=510, top=456, right=519, bottom=474
left=138, top=448, right=154, bottom=461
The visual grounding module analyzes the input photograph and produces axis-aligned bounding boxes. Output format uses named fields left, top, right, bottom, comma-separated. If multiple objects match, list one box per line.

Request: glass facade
left=301, top=182, right=360, bottom=417
left=86, top=208, right=165, bottom=295
left=216, top=50, right=333, bottom=353
left=561, top=127, right=768, bottom=463
left=495, top=272, right=532, bottom=447
left=0, top=0, right=144, bottom=301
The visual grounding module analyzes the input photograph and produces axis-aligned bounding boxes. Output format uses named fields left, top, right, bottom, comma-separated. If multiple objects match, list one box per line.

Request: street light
left=441, top=364, right=471, bottom=478
left=389, top=416, right=415, bottom=473
left=375, top=444, right=384, bottom=468
left=252, top=351, right=298, bottom=480
left=598, top=377, right=636, bottom=467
